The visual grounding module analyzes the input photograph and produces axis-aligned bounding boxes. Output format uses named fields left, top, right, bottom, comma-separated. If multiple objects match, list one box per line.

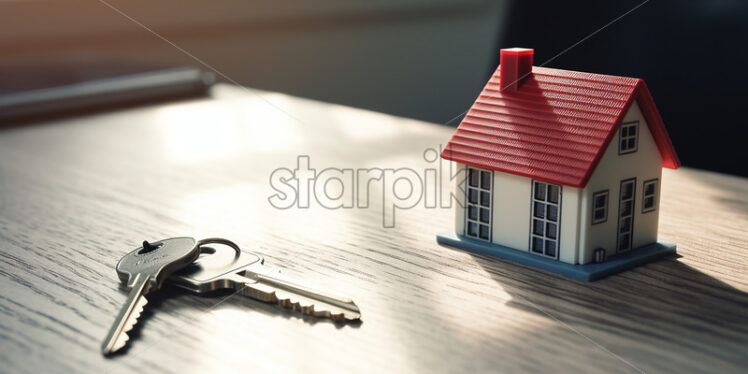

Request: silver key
left=169, top=239, right=361, bottom=321
left=102, top=237, right=200, bottom=355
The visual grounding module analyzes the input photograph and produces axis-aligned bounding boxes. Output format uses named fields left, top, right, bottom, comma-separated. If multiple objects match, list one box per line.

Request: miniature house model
left=437, top=48, right=680, bottom=281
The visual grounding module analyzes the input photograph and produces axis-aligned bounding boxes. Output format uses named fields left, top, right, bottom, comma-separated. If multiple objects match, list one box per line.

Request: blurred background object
left=0, top=57, right=214, bottom=123
left=0, top=0, right=745, bottom=176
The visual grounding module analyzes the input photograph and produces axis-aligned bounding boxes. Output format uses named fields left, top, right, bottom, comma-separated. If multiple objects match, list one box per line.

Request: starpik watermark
left=268, top=146, right=466, bottom=228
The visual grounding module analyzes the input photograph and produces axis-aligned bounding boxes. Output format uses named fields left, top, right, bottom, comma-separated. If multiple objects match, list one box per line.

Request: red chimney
left=499, top=48, right=534, bottom=92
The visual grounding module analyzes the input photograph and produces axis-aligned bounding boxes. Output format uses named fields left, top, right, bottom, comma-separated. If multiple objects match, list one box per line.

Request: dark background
left=501, top=1, right=748, bottom=177
left=1, top=0, right=746, bottom=176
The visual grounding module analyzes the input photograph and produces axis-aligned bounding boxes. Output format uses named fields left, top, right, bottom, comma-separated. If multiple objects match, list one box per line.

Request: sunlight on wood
left=158, top=97, right=302, bottom=163
left=178, top=183, right=264, bottom=237
left=158, top=103, right=243, bottom=163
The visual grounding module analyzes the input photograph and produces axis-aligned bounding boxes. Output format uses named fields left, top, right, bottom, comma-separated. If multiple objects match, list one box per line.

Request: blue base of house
left=436, top=232, right=676, bottom=281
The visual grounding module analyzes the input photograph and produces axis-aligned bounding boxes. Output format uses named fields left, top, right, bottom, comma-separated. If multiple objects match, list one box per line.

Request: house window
left=591, top=190, right=609, bottom=225
left=617, top=178, right=636, bottom=252
left=465, top=167, right=492, bottom=241
left=619, top=121, right=639, bottom=154
left=530, top=181, right=561, bottom=259
left=642, top=179, right=658, bottom=213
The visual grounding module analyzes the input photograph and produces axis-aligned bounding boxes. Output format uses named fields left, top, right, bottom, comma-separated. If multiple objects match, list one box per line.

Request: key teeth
left=239, top=274, right=361, bottom=321
left=123, top=296, right=148, bottom=333
left=273, top=292, right=360, bottom=321
left=110, top=296, right=148, bottom=354
left=111, top=332, right=130, bottom=353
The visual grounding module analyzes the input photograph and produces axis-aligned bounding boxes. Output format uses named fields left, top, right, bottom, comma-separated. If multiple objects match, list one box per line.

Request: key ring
left=196, top=237, right=242, bottom=260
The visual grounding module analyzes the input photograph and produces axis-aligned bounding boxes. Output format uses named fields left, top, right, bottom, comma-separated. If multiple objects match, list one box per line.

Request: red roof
left=441, top=65, right=680, bottom=188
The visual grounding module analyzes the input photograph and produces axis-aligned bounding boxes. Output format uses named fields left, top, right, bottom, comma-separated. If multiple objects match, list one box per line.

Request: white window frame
left=465, top=166, right=492, bottom=241
left=617, top=178, right=636, bottom=252
left=529, top=180, right=561, bottom=259
left=591, top=190, right=609, bottom=225
left=619, top=121, right=639, bottom=155
left=642, top=179, right=658, bottom=213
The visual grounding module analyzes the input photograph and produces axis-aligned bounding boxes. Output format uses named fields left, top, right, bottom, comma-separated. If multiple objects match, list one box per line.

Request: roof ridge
left=523, top=79, right=637, bottom=96
left=529, top=74, right=639, bottom=92
left=478, top=92, right=627, bottom=114
left=488, top=74, right=638, bottom=95
left=530, top=66, right=641, bottom=86
left=484, top=84, right=633, bottom=103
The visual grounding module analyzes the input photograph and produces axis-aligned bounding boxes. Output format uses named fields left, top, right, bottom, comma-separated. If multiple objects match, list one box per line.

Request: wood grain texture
left=0, top=84, right=746, bottom=374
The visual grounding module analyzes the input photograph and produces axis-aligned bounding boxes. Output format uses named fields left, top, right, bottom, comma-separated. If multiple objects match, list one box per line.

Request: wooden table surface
left=0, top=84, right=746, bottom=374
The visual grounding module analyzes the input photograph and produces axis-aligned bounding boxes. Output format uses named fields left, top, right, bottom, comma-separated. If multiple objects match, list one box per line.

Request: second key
left=168, top=238, right=361, bottom=321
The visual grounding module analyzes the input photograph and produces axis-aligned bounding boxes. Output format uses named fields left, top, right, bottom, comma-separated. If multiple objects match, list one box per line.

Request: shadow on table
left=465, top=251, right=748, bottom=369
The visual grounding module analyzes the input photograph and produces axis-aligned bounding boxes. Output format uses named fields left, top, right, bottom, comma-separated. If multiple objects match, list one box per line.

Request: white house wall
left=559, top=186, right=581, bottom=264
left=450, top=163, right=582, bottom=265
left=579, top=101, right=663, bottom=263
left=454, top=163, right=466, bottom=237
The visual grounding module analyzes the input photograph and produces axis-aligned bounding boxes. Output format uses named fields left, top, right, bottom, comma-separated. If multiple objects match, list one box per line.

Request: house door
left=465, top=167, right=492, bottom=241
left=617, top=178, right=636, bottom=252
